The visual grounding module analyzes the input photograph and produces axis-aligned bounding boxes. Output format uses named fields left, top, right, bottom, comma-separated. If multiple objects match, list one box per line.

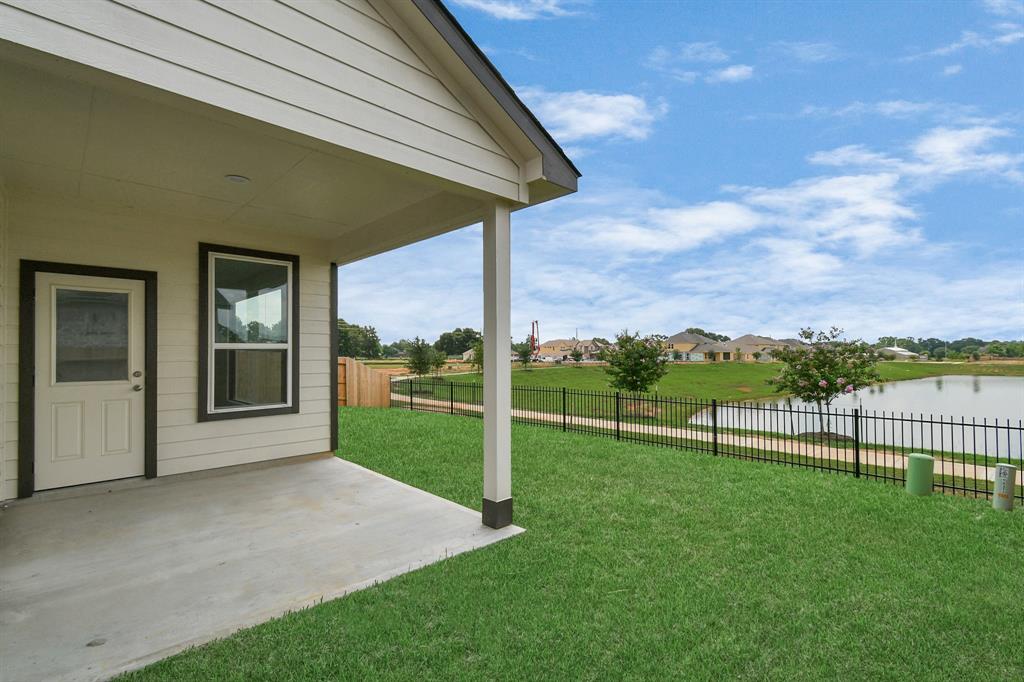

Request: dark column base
left=482, top=497, right=513, bottom=529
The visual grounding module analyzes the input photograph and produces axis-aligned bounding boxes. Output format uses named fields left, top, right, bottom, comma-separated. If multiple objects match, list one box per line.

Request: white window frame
left=206, top=251, right=294, bottom=416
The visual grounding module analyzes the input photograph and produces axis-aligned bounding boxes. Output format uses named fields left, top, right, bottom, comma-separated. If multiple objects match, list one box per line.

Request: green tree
left=430, top=347, right=447, bottom=375
left=433, top=327, right=482, bottom=356
left=469, top=339, right=484, bottom=374
left=513, top=339, right=534, bottom=370
left=405, top=337, right=438, bottom=377
left=601, top=331, right=668, bottom=392
left=337, top=319, right=382, bottom=358
left=381, top=339, right=415, bottom=358
left=569, top=347, right=584, bottom=365
left=685, top=327, right=731, bottom=342
left=770, top=327, right=879, bottom=435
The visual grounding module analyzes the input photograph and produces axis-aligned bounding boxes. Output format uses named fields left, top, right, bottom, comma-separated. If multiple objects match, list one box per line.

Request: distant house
left=664, top=332, right=711, bottom=352
left=462, top=347, right=514, bottom=363
left=878, top=346, right=920, bottom=360
left=684, top=334, right=803, bottom=362
left=662, top=332, right=713, bottom=361
left=725, top=334, right=803, bottom=362
left=537, top=338, right=606, bottom=362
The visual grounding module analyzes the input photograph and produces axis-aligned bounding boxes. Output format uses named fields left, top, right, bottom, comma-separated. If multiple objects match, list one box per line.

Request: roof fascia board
left=408, top=0, right=580, bottom=193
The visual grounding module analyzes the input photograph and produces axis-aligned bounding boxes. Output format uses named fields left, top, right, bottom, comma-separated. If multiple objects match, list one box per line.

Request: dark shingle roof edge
left=412, top=0, right=581, bottom=194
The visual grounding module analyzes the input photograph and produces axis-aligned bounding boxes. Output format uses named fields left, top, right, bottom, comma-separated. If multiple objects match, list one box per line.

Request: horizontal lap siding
left=0, top=183, right=8, bottom=500
left=0, top=0, right=522, bottom=200
left=2, top=194, right=333, bottom=499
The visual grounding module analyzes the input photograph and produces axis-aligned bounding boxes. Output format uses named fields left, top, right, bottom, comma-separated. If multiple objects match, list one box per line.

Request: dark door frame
left=18, top=260, right=158, bottom=498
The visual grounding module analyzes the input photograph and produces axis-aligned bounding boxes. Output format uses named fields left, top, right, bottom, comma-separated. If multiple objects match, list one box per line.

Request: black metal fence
left=390, top=378, right=1023, bottom=503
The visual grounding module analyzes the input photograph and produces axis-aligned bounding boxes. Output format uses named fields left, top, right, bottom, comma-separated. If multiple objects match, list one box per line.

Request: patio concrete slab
left=0, top=455, right=522, bottom=682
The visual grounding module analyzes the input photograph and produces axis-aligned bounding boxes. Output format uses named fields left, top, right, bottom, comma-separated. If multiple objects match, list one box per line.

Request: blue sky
left=340, top=0, right=1024, bottom=344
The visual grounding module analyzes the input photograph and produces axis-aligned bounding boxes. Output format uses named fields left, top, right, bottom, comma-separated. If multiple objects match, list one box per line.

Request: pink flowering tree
left=769, top=327, right=880, bottom=435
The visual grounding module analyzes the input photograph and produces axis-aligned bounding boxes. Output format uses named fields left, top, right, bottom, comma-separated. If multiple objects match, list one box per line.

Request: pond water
left=761, top=375, right=1023, bottom=422
left=691, top=376, right=1024, bottom=457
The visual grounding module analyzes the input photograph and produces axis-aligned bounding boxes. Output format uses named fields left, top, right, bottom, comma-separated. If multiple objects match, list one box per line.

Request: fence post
left=408, top=380, right=414, bottom=411
left=450, top=381, right=454, bottom=415
left=615, top=392, right=621, bottom=441
left=853, top=408, right=861, bottom=478
left=711, top=399, right=718, bottom=456
left=562, top=387, right=567, bottom=432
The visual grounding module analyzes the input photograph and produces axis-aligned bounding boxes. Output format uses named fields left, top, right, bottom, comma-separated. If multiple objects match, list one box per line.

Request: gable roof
left=666, top=332, right=713, bottom=345
left=412, top=0, right=581, bottom=193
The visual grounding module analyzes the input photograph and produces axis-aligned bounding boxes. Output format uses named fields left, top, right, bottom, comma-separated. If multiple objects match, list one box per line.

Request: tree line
left=338, top=320, right=483, bottom=359
left=874, top=336, right=1024, bottom=360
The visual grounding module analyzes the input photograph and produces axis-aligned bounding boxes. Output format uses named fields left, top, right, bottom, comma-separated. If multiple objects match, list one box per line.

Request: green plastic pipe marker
left=906, top=453, right=934, bottom=496
left=993, top=464, right=1016, bottom=512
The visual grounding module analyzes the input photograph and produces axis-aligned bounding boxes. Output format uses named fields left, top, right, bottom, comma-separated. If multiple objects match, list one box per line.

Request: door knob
left=132, top=385, right=143, bottom=392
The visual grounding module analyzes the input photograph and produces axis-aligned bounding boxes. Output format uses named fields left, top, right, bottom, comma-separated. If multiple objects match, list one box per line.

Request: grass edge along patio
left=130, top=407, right=1024, bottom=680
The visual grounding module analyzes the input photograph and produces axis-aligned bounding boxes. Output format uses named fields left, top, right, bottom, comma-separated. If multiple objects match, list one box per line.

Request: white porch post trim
left=482, top=200, right=512, bottom=528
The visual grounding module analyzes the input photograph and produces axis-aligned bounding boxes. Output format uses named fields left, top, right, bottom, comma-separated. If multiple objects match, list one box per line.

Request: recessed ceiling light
left=224, top=174, right=250, bottom=184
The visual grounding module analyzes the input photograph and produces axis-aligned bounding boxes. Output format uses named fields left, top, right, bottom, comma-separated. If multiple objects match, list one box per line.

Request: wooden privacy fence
left=338, top=357, right=391, bottom=407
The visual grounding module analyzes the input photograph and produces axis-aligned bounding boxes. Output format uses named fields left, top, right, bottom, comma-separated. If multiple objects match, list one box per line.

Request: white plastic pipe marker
left=993, top=464, right=1016, bottom=512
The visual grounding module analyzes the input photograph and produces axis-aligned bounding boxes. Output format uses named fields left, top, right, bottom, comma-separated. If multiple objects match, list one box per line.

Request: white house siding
left=0, top=0, right=523, bottom=202
left=1, top=193, right=333, bottom=500
left=0, top=181, right=7, bottom=495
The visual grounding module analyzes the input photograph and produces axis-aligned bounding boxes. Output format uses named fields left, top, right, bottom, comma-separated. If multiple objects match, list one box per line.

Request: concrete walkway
left=0, top=455, right=521, bottom=682
left=394, top=393, right=1023, bottom=488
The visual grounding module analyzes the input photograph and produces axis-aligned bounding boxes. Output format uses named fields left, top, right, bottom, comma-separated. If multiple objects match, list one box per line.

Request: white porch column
left=482, top=200, right=512, bottom=528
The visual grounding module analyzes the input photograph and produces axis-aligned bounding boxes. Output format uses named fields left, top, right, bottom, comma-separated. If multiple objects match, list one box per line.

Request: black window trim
left=198, top=243, right=300, bottom=422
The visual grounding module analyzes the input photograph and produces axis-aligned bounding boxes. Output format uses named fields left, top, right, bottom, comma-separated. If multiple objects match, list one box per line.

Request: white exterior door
left=34, top=273, right=146, bottom=490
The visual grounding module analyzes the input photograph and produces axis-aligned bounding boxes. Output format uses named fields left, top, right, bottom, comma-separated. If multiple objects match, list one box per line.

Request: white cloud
left=942, top=64, right=964, bottom=75
left=906, top=23, right=1024, bottom=59
left=734, top=174, right=919, bottom=253
left=516, top=87, right=667, bottom=142
left=983, top=0, right=1024, bottom=17
left=705, top=64, right=754, bottom=83
left=774, top=41, right=842, bottom=62
left=652, top=42, right=730, bottom=64
left=646, top=44, right=756, bottom=84
left=450, top=0, right=581, bottom=20
left=798, top=99, right=990, bottom=124
left=571, top=201, right=763, bottom=253
left=810, top=125, right=1024, bottom=184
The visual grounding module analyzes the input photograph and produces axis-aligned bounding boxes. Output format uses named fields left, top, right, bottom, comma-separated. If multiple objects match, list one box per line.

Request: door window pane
left=55, top=289, right=130, bottom=382
left=213, top=257, right=288, bottom=343
left=213, top=349, right=287, bottom=409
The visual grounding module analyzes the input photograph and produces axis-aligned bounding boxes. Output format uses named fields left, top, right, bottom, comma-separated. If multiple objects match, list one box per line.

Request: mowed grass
left=130, top=408, right=1024, bottom=681
left=447, top=361, right=1024, bottom=402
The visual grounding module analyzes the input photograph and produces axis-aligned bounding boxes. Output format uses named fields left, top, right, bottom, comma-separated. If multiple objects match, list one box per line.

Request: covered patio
left=0, top=454, right=522, bottom=682
left=0, top=3, right=577, bottom=679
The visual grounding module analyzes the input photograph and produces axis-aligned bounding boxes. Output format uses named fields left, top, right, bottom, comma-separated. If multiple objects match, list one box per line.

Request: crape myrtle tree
left=601, top=331, right=668, bottom=392
left=770, top=327, right=879, bottom=436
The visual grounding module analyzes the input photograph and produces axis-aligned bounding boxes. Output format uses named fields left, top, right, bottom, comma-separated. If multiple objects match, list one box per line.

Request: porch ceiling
left=0, top=45, right=495, bottom=262
left=0, top=455, right=521, bottom=682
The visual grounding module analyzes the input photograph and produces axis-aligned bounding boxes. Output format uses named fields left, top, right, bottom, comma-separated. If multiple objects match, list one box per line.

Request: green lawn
left=130, top=408, right=1023, bottom=681
left=443, top=361, right=1024, bottom=402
